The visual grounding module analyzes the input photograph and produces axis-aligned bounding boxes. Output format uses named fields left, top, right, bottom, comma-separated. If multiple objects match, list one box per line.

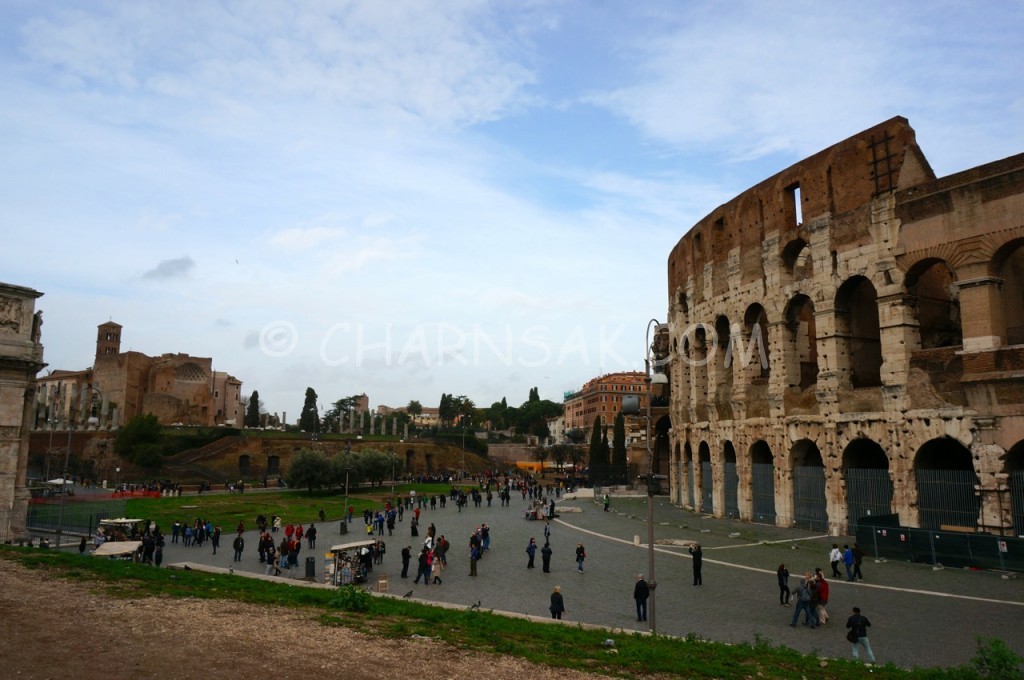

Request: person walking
left=603, top=494, right=610, bottom=512
left=846, top=606, right=876, bottom=663
left=814, top=569, right=830, bottom=624
left=469, top=543, right=480, bottom=577
left=633, top=574, right=650, bottom=622
left=829, top=543, right=843, bottom=578
left=306, top=523, right=317, bottom=550
left=401, top=545, right=412, bottom=579
left=413, top=546, right=430, bottom=585
left=843, top=544, right=855, bottom=581
left=789, top=573, right=815, bottom=627
left=232, top=532, right=244, bottom=562
left=575, top=543, right=586, bottom=573
left=211, top=526, right=221, bottom=555
left=777, top=564, right=791, bottom=606
left=689, top=542, right=703, bottom=585
left=541, top=541, right=553, bottom=573
left=526, top=538, right=537, bottom=569
left=852, top=543, right=865, bottom=581
left=549, top=585, right=565, bottom=620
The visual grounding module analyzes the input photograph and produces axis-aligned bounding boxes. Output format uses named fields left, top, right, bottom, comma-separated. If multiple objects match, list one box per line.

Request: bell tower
left=95, top=321, right=122, bottom=362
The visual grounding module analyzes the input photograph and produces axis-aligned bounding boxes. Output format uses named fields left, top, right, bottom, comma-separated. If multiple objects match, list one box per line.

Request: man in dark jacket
left=846, top=607, right=876, bottom=663
left=633, top=574, right=650, bottom=622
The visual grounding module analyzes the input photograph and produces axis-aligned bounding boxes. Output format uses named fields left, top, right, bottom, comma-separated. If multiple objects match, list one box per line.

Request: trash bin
left=305, top=556, right=316, bottom=579
left=339, top=521, right=348, bottom=534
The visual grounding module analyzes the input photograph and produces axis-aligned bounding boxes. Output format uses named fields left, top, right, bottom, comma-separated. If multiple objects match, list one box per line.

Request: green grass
left=124, top=485, right=455, bottom=531
left=2, top=546, right=1014, bottom=679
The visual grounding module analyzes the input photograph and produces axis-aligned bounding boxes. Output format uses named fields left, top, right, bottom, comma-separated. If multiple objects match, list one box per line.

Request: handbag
left=846, top=629, right=859, bottom=643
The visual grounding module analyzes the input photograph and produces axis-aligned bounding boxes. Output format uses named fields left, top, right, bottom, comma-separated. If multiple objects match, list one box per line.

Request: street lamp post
left=57, top=385, right=102, bottom=549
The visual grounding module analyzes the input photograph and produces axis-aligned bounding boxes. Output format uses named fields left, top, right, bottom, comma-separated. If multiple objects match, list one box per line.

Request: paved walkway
left=156, top=491, right=1024, bottom=670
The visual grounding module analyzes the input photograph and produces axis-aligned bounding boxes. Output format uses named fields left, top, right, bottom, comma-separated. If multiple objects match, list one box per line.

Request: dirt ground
left=0, top=561, right=599, bottom=680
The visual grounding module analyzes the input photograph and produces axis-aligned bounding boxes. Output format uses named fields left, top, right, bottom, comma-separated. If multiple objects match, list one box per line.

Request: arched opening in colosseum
left=743, top=304, right=771, bottom=417
left=714, top=315, right=734, bottom=419
left=842, top=439, right=893, bottom=531
left=906, top=259, right=962, bottom=349
left=684, top=441, right=695, bottom=507
left=655, top=416, right=672, bottom=480
left=782, top=238, right=814, bottom=281
left=791, top=439, right=827, bottom=531
left=698, top=440, right=713, bottom=513
left=783, top=294, right=819, bottom=415
left=238, top=454, right=251, bottom=476
left=688, top=326, right=710, bottom=421
left=995, top=239, right=1024, bottom=345
left=674, top=441, right=685, bottom=506
left=723, top=440, right=739, bottom=518
left=914, top=437, right=980, bottom=531
left=835, top=275, right=883, bottom=389
left=749, top=440, right=776, bottom=524
left=1006, top=441, right=1024, bottom=536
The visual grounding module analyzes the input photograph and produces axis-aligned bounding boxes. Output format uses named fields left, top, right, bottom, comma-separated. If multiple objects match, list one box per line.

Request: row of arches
left=674, top=435, right=1024, bottom=536
left=673, top=240, right=1024, bottom=418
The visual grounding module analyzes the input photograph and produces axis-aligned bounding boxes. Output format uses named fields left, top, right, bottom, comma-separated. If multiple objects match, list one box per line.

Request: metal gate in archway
left=845, top=467, right=893, bottom=532
left=1013, top=470, right=1024, bottom=538
left=792, top=465, right=827, bottom=531
left=724, top=462, right=739, bottom=518
left=701, top=461, right=713, bottom=513
left=917, top=469, right=980, bottom=531
left=751, top=463, right=776, bottom=524
left=687, top=460, right=695, bottom=507
left=677, top=461, right=685, bottom=506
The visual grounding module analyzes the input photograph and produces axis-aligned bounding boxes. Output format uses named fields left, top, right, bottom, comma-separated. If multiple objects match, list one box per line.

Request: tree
left=588, top=416, right=608, bottom=485
left=285, top=448, right=332, bottom=493
left=299, top=387, right=319, bottom=434
left=407, top=400, right=422, bottom=424
left=115, top=414, right=161, bottom=459
left=528, top=386, right=539, bottom=402
left=356, top=449, right=392, bottom=488
left=549, top=444, right=574, bottom=472
left=331, top=450, right=364, bottom=490
left=244, top=390, right=261, bottom=428
left=612, top=411, right=627, bottom=483
left=533, top=446, right=549, bottom=474
left=565, top=428, right=587, bottom=445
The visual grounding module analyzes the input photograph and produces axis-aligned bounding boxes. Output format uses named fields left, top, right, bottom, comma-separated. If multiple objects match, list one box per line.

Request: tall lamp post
left=623, top=319, right=668, bottom=633
left=57, top=385, right=102, bottom=549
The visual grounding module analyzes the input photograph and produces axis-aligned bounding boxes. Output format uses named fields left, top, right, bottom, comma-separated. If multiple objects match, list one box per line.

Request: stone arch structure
left=791, top=439, right=827, bottom=531
left=683, top=441, right=695, bottom=507
left=835, top=275, right=883, bottom=389
left=914, top=437, right=980, bottom=531
left=723, top=440, right=739, bottom=518
left=783, top=294, right=819, bottom=415
left=698, top=440, right=712, bottom=513
left=713, top=315, right=734, bottom=420
left=664, top=117, right=1024, bottom=534
left=905, top=259, right=962, bottom=349
left=743, top=304, right=771, bottom=417
left=749, top=440, right=776, bottom=524
left=993, top=239, right=1024, bottom=345
left=842, top=439, right=893, bottom=531
left=782, top=238, right=814, bottom=281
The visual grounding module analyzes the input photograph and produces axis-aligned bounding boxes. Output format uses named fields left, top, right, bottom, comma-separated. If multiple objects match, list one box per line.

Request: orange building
left=563, top=371, right=649, bottom=434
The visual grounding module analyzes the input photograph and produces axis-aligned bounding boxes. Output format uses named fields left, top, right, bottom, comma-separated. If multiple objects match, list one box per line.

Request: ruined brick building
left=35, top=321, right=243, bottom=429
left=661, top=117, right=1024, bottom=536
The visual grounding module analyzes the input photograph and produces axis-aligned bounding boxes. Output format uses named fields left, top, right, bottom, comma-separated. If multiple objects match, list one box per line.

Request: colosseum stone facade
left=662, top=116, right=1024, bottom=537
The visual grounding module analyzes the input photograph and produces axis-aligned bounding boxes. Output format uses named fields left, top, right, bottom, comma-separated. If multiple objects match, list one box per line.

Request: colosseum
left=659, top=116, right=1024, bottom=537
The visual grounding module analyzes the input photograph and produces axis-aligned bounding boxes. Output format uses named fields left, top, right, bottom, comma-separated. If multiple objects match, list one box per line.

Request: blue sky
left=2, top=1, right=1022, bottom=419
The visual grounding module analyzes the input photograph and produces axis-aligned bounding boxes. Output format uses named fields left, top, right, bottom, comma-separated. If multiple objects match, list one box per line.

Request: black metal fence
left=701, top=461, right=713, bottom=513
left=26, top=498, right=127, bottom=539
left=724, top=462, right=739, bottom=518
left=792, top=465, right=828, bottom=532
left=856, top=514, right=1024, bottom=572
left=751, top=463, right=776, bottom=525
left=845, top=467, right=894, bottom=533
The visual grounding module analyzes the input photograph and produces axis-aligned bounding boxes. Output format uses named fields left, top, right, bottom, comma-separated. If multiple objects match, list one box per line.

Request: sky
left=2, top=1, right=1022, bottom=420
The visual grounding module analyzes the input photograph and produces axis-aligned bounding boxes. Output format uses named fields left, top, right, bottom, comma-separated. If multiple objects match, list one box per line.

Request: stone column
left=957, top=275, right=1005, bottom=351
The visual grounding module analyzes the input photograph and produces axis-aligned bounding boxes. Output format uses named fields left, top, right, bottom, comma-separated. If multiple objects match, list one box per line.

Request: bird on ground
left=469, top=600, right=481, bottom=610
left=404, top=591, right=414, bottom=598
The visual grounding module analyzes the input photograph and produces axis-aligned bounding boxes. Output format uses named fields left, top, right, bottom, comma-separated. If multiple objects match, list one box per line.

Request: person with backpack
left=846, top=606, right=876, bottom=663
left=789, top=573, right=815, bottom=627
